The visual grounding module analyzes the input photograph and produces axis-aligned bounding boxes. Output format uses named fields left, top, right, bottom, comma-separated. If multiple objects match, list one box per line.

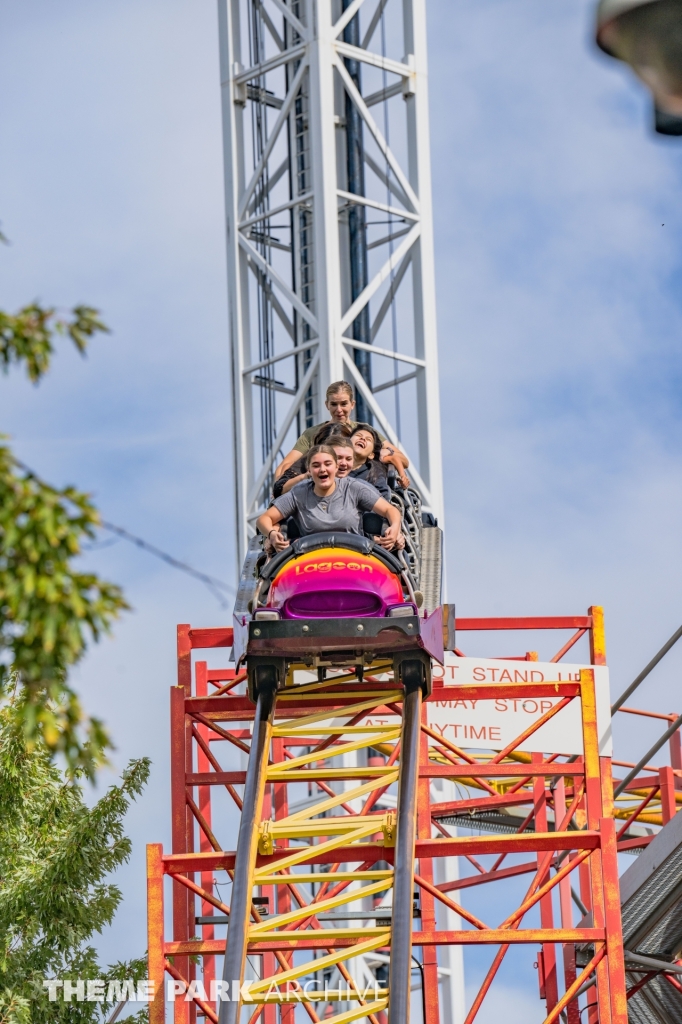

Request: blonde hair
left=325, top=381, right=354, bottom=402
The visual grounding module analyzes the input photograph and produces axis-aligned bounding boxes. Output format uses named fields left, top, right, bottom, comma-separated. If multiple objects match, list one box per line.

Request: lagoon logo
left=294, top=561, right=373, bottom=574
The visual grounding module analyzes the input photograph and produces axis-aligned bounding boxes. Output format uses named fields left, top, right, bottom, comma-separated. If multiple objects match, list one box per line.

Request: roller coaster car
left=233, top=526, right=444, bottom=702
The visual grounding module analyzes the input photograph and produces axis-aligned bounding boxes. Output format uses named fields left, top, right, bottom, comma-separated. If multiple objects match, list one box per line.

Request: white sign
left=364, top=657, right=612, bottom=756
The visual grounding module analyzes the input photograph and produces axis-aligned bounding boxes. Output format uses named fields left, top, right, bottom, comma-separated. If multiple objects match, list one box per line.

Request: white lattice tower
left=217, top=0, right=444, bottom=564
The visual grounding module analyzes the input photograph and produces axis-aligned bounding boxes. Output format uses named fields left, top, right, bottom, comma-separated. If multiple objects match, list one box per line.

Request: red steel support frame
left=148, top=610, right=629, bottom=1023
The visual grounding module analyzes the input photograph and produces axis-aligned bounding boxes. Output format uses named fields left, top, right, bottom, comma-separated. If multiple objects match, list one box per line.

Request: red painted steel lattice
left=147, top=612, right=630, bottom=1023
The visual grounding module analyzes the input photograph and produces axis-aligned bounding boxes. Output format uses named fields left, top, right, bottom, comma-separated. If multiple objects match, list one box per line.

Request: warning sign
left=365, top=656, right=612, bottom=757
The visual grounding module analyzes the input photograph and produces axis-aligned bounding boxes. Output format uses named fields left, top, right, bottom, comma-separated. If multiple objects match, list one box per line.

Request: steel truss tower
left=218, top=0, right=444, bottom=564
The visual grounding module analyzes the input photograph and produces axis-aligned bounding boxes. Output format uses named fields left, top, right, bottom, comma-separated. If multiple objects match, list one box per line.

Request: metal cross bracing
left=217, top=0, right=444, bottom=564
left=444, top=615, right=682, bottom=852
left=142, top=609, right=680, bottom=1024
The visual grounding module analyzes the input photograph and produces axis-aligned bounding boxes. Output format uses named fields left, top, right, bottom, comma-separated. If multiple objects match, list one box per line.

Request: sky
left=3, top=0, right=682, bottom=1019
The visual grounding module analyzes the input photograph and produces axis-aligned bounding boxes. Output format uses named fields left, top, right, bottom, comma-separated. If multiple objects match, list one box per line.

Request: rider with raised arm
left=257, top=445, right=401, bottom=553
left=274, top=381, right=401, bottom=481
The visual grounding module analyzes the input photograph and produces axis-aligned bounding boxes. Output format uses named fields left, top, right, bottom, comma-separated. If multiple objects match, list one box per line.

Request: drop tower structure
left=217, top=0, right=444, bottom=565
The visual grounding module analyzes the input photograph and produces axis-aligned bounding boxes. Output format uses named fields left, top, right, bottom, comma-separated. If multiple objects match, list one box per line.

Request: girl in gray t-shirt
left=274, top=474, right=378, bottom=536
left=257, top=444, right=402, bottom=553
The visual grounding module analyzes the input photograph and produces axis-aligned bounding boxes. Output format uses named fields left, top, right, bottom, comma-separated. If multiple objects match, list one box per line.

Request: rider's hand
left=269, top=529, right=290, bottom=552
left=375, top=523, right=401, bottom=550
left=384, top=522, right=401, bottom=547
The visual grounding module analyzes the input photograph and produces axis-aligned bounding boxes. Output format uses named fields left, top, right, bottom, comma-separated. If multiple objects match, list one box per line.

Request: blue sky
left=3, top=0, right=682, bottom=1018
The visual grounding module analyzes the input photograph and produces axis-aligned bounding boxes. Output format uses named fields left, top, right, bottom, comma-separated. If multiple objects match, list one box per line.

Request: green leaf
left=0, top=707, right=150, bottom=1021
left=0, top=304, right=109, bottom=382
left=0, top=444, right=129, bottom=776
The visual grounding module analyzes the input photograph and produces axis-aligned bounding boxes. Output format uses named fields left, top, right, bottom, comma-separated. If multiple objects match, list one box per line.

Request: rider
left=348, top=424, right=391, bottom=499
left=274, top=381, right=409, bottom=481
left=279, top=428, right=393, bottom=499
left=257, top=445, right=401, bottom=553
left=274, top=422, right=353, bottom=498
left=331, top=432, right=406, bottom=549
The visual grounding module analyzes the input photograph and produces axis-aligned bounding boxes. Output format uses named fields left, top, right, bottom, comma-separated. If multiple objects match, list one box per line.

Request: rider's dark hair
left=313, top=420, right=353, bottom=445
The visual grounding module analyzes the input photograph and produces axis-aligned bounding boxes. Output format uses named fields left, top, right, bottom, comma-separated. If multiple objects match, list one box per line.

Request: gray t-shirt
left=272, top=476, right=381, bottom=536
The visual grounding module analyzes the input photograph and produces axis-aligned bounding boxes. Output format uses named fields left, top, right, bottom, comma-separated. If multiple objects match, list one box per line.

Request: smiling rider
left=257, top=444, right=402, bottom=553
left=273, top=380, right=410, bottom=482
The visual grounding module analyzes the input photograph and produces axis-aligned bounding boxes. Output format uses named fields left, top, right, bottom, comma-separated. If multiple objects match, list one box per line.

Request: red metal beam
left=164, top=928, right=606, bottom=956
left=188, top=627, right=234, bottom=649
left=439, top=861, right=538, bottom=893
left=162, top=831, right=602, bottom=876
left=431, top=792, right=540, bottom=816
left=147, top=844, right=165, bottom=1024
left=455, top=617, right=591, bottom=632
left=550, top=628, right=588, bottom=664
left=184, top=681, right=583, bottom=719
left=617, top=836, right=653, bottom=852
left=187, top=771, right=248, bottom=786
left=186, top=764, right=584, bottom=787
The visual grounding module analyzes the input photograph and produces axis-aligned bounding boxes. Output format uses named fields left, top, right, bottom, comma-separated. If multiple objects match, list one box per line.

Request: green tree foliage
left=0, top=305, right=109, bottom=384
left=0, top=701, right=150, bottom=1023
left=0, top=293, right=126, bottom=774
left=0, top=446, right=128, bottom=775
